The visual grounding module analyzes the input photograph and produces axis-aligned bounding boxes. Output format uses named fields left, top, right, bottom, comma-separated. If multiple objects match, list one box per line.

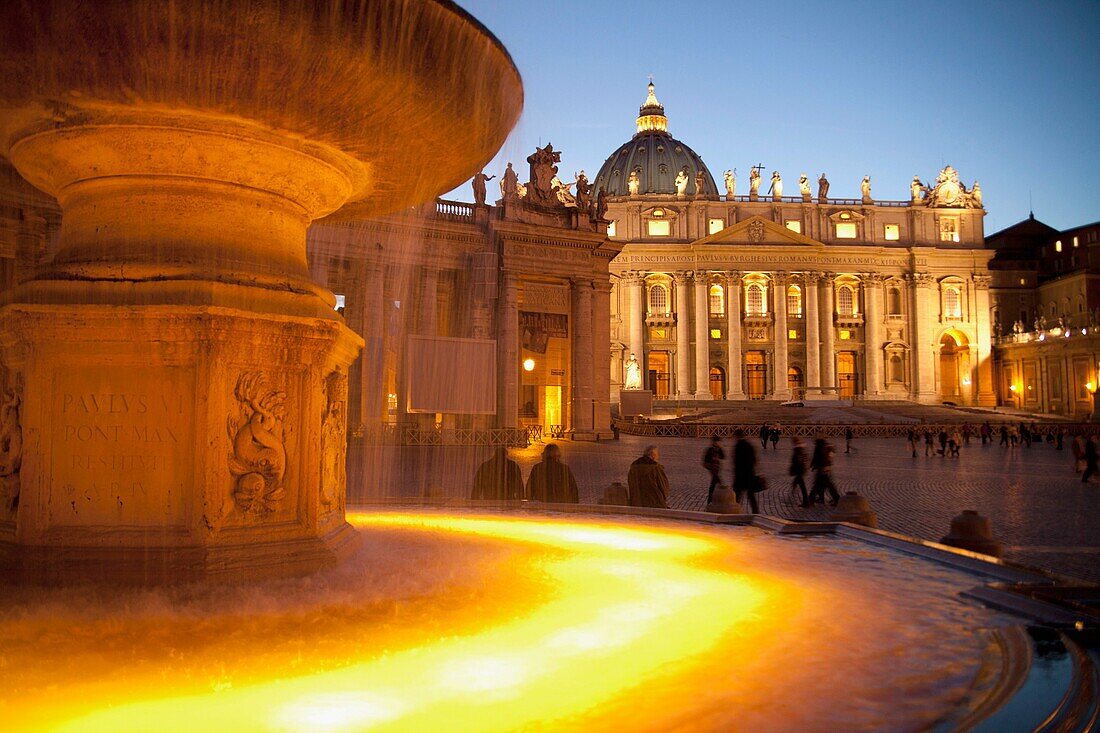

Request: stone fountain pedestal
left=0, top=0, right=522, bottom=582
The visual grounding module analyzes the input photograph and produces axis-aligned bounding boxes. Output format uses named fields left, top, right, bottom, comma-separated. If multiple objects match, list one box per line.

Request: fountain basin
left=0, top=508, right=1060, bottom=731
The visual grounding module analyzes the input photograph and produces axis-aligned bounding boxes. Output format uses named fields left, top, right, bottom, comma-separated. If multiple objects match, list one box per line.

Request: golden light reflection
left=42, top=513, right=773, bottom=733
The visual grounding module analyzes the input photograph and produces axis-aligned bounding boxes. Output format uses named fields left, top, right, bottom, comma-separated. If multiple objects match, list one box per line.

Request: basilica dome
left=593, top=81, right=717, bottom=198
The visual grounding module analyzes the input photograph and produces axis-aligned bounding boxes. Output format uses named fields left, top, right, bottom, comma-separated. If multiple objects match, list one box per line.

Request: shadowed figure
left=526, top=443, right=579, bottom=503
left=628, top=444, right=669, bottom=508
left=471, top=446, right=524, bottom=500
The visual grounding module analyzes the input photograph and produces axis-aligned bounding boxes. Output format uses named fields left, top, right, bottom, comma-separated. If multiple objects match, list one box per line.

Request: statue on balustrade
left=627, top=168, right=640, bottom=196
left=675, top=168, right=689, bottom=197
left=575, top=170, right=591, bottom=211
left=695, top=170, right=707, bottom=198
left=471, top=171, right=495, bottom=206
left=910, top=176, right=925, bottom=204
left=595, top=187, right=608, bottom=220
left=749, top=166, right=761, bottom=198
left=768, top=170, right=783, bottom=200
left=798, top=173, right=811, bottom=200
left=501, top=162, right=519, bottom=199
left=817, top=172, right=830, bottom=202
left=526, top=142, right=562, bottom=206
left=861, top=175, right=872, bottom=202
left=724, top=169, right=736, bottom=197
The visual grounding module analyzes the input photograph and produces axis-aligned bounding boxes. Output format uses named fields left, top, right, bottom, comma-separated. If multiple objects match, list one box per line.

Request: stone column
left=819, top=273, right=836, bottom=389
left=418, top=266, right=438, bottom=335
left=772, top=272, right=791, bottom=399
left=13, top=212, right=47, bottom=286
left=571, top=278, right=595, bottom=433
left=693, top=273, right=711, bottom=398
left=674, top=271, right=692, bottom=398
left=863, top=273, right=884, bottom=397
left=725, top=271, right=744, bottom=398
left=498, top=271, right=519, bottom=427
left=973, top=274, right=996, bottom=406
left=592, top=279, right=614, bottom=433
left=910, top=272, right=938, bottom=402
left=625, top=271, right=645, bottom=379
left=804, top=272, right=821, bottom=389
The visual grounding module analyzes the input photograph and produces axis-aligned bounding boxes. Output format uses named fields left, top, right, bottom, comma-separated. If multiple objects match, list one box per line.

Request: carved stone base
left=0, top=295, right=363, bottom=584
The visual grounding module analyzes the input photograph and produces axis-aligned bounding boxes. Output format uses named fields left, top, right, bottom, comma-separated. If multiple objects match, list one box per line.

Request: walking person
left=628, top=444, right=670, bottom=508
left=937, top=428, right=948, bottom=456
left=1082, top=436, right=1098, bottom=484
left=924, top=429, right=935, bottom=457
left=809, top=438, right=839, bottom=506
left=770, top=424, right=781, bottom=450
left=844, top=426, right=854, bottom=454
left=999, top=424, right=1008, bottom=447
left=759, top=423, right=770, bottom=451
left=790, top=437, right=809, bottom=507
left=1073, top=434, right=1086, bottom=473
left=980, top=421, right=991, bottom=445
left=907, top=428, right=918, bottom=458
left=733, top=429, right=762, bottom=513
left=703, top=434, right=724, bottom=504
left=526, top=443, right=579, bottom=503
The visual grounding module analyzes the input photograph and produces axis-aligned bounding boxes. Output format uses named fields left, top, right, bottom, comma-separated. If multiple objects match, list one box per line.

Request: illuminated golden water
left=1, top=512, right=1002, bottom=732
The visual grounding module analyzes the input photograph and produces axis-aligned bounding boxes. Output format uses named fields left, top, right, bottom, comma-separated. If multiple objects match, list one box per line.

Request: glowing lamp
left=523, top=358, right=536, bottom=372
left=1087, top=381, right=1096, bottom=393
left=1008, top=384, right=1018, bottom=393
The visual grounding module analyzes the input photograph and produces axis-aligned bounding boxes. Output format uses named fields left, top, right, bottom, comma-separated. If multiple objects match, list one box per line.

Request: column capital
left=907, top=271, right=936, bottom=288
left=673, top=270, right=691, bottom=285
left=723, top=270, right=742, bottom=285
left=771, top=270, right=790, bottom=286
left=802, top=270, right=822, bottom=285
left=593, top=278, right=614, bottom=294
left=972, top=273, right=992, bottom=289
left=570, top=277, right=595, bottom=290
left=863, top=272, right=886, bottom=285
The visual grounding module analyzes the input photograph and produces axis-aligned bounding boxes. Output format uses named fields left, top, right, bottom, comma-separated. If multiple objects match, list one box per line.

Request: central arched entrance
left=939, top=330, right=970, bottom=401
left=709, top=366, right=725, bottom=400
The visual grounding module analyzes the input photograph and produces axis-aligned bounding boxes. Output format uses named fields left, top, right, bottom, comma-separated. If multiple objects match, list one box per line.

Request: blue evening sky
left=450, top=0, right=1099, bottom=234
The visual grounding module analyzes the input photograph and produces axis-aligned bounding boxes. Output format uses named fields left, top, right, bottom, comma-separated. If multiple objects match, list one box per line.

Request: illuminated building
left=597, top=82, right=996, bottom=404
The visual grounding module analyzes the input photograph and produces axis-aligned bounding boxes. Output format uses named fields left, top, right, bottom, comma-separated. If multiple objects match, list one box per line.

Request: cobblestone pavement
left=361, top=434, right=1100, bottom=584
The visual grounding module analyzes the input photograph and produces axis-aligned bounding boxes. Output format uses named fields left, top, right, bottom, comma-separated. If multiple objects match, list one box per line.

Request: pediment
left=693, top=215, right=822, bottom=247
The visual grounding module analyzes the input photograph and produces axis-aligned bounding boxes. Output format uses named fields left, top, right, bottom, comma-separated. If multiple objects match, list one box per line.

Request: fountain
left=0, top=0, right=522, bottom=582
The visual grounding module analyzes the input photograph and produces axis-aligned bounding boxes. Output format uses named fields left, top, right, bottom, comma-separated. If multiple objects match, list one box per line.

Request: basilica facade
left=598, top=83, right=996, bottom=405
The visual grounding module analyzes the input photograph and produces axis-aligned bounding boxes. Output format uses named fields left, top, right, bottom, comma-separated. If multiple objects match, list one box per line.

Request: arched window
left=746, top=284, right=764, bottom=316
left=889, top=354, right=904, bottom=382
left=786, top=285, right=802, bottom=316
left=943, top=287, right=961, bottom=319
left=648, top=284, right=668, bottom=315
left=887, top=286, right=902, bottom=315
left=708, top=284, right=725, bottom=316
left=837, top=285, right=854, bottom=316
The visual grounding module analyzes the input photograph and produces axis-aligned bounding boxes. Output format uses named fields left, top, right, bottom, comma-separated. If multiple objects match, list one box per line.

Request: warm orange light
left=522, top=358, right=535, bottom=372
left=46, top=513, right=771, bottom=733
left=1086, top=381, right=1095, bottom=393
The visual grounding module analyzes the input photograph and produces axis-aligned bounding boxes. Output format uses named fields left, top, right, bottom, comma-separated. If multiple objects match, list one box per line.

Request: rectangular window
left=1055, top=240, right=1063, bottom=252
left=710, top=328, right=722, bottom=339
left=649, top=327, right=668, bottom=340
left=607, top=220, right=616, bottom=237
left=708, top=218, right=724, bottom=235
left=884, top=224, right=900, bottom=241
left=785, top=220, right=802, bottom=234
left=838, top=329, right=851, bottom=340
left=788, top=329, right=798, bottom=339
left=835, top=222, right=857, bottom=239
left=939, top=217, right=959, bottom=242
left=646, top=219, right=670, bottom=236
left=1073, top=236, right=1079, bottom=247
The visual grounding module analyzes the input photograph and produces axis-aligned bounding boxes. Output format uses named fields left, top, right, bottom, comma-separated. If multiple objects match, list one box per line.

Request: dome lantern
left=636, top=79, right=667, bottom=134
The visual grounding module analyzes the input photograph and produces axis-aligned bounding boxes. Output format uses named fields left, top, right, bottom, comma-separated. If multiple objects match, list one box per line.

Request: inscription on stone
left=50, top=368, right=191, bottom=527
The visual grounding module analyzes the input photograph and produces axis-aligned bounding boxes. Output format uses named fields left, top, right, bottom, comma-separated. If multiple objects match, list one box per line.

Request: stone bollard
left=941, top=510, right=1003, bottom=558
left=829, top=491, right=878, bottom=528
left=599, top=482, right=630, bottom=506
left=706, top=485, right=742, bottom=514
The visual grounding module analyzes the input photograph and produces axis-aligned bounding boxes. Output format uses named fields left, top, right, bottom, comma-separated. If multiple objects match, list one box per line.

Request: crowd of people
left=470, top=417, right=1098, bottom=510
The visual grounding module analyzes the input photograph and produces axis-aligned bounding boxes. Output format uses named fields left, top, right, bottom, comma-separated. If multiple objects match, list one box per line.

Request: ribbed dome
left=593, top=81, right=716, bottom=198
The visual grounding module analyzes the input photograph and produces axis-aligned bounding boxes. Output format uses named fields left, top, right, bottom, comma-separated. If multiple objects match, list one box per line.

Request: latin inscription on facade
left=50, top=368, right=191, bottom=527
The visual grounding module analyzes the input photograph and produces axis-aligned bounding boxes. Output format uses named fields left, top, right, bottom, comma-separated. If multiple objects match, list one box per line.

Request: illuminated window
left=607, top=220, right=616, bottom=237
left=1055, top=240, right=1062, bottom=253
left=708, top=218, right=724, bottom=235
left=889, top=354, right=904, bottom=382
left=943, top=287, right=961, bottom=318
left=334, top=293, right=346, bottom=311
left=787, top=285, right=802, bottom=316
left=939, top=217, right=959, bottom=242
left=746, top=283, right=765, bottom=315
left=710, top=328, right=722, bottom=339
left=649, top=326, right=668, bottom=340
left=837, top=285, right=854, bottom=316
left=887, top=286, right=902, bottom=315
left=785, top=220, right=802, bottom=233
left=708, top=284, right=725, bottom=316
left=648, top=284, right=668, bottom=314
left=647, top=219, right=670, bottom=236
left=1019, top=278, right=1026, bottom=286
left=788, top=329, right=798, bottom=339
left=884, top=224, right=900, bottom=241
left=835, top=222, right=857, bottom=239
left=839, top=329, right=851, bottom=340
left=1073, top=236, right=1079, bottom=247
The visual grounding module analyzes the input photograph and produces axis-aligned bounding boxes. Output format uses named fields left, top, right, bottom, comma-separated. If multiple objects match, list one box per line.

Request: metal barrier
left=612, top=418, right=1087, bottom=440
left=358, top=424, right=529, bottom=447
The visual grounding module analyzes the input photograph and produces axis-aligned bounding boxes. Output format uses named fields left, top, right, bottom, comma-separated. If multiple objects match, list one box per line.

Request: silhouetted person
left=770, top=425, right=780, bottom=450
left=844, top=426, right=854, bottom=453
left=733, top=429, right=761, bottom=513
left=759, top=423, right=770, bottom=450
left=703, top=435, right=724, bottom=504
left=809, top=438, right=839, bottom=506
left=790, top=437, right=809, bottom=507
left=526, top=443, right=579, bottom=503
left=1083, top=437, right=1098, bottom=484
left=628, top=444, right=669, bottom=508
left=471, top=446, right=524, bottom=500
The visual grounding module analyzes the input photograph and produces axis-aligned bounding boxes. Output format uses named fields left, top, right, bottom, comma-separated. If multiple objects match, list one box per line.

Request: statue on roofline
left=798, top=173, right=811, bottom=201
left=526, top=143, right=562, bottom=206
left=627, top=168, right=640, bottom=196
left=724, top=169, right=736, bottom=197
left=675, top=168, right=689, bottom=197
left=471, top=170, right=494, bottom=206
left=817, top=173, right=830, bottom=202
